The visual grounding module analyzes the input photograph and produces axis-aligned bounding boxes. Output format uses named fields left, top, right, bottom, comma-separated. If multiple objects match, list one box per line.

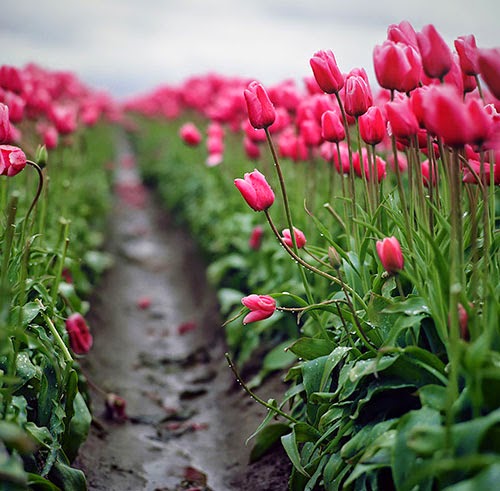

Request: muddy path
left=75, top=139, right=291, bottom=490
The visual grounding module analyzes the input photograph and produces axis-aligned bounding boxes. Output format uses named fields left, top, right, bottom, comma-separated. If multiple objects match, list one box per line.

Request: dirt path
left=75, top=138, right=291, bottom=490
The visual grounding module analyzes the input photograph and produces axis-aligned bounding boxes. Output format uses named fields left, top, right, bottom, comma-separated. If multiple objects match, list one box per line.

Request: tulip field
left=2, top=19, right=500, bottom=491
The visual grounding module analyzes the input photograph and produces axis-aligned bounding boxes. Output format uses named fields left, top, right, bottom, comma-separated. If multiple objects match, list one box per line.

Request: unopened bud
left=35, top=144, right=48, bottom=168
left=328, top=246, right=341, bottom=270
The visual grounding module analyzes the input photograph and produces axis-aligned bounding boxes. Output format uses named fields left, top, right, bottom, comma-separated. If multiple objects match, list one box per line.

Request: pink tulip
left=300, top=119, right=322, bottom=147
left=0, top=144, right=26, bottom=176
left=321, top=110, right=345, bottom=143
left=179, top=122, right=202, bottom=146
left=376, top=236, right=404, bottom=274
left=234, top=169, right=275, bottom=212
left=310, top=50, right=345, bottom=94
left=249, top=225, right=264, bottom=250
left=416, top=24, right=453, bottom=80
left=241, top=294, right=276, bottom=324
left=387, top=21, right=419, bottom=49
left=243, top=137, right=261, bottom=160
left=65, top=313, right=93, bottom=355
left=244, top=81, right=276, bottom=129
left=454, top=35, right=479, bottom=76
left=385, top=96, right=419, bottom=139
left=0, top=103, right=11, bottom=143
left=359, top=106, right=386, bottom=145
left=344, top=75, right=372, bottom=117
left=281, top=227, right=307, bottom=249
left=478, top=48, right=500, bottom=100
left=373, top=41, right=422, bottom=93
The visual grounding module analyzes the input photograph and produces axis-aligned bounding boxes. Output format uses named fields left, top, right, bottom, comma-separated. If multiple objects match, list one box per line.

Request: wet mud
left=75, top=143, right=291, bottom=490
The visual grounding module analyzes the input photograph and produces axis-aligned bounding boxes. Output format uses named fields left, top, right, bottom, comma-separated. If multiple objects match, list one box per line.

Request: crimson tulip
left=376, top=236, right=404, bottom=274
left=0, top=144, right=26, bottom=176
left=65, top=313, right=93, bottom=355
left=310, top=50, right=345, bottom=94
left=454, top=35, right=479, bottom=76
left=249, top=225, right=264, bottom=250
left=344, top=75, right=372, bottom=117
left=478, top=48, right=500, bottom=100
left=241, top=294, right=276, bottom=324
left=359, top=106, right=386, bottom=145
left=179, top=122, right=202, bottom=146
left=321, top=110, right=345, bottom=142
left=234, top=169, right=275, bottom=211
left=281, top=227, right=307, bottom=249
left=416, top=24, right=453, bottom=80
left=244, top=81, right=276, bottom=129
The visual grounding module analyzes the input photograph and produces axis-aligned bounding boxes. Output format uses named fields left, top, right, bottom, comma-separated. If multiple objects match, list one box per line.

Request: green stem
left=36, top=299, right=73, bottom=364
left=225, top=353, right=300, bottom=424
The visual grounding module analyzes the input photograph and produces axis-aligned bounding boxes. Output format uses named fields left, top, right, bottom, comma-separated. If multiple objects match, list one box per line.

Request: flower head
left=65, top=313, right=93, bottom=355
left=234, top=169, right=275, bottom=211
left=0, top=144, right=26, bottom=177
left=241, top=294, right=276, bottom=324
left=310, top=50, right=345, bottom=94
left=281, top=227, right=307, bottom=249
left=244, top=81, right=276, bottom=129
left=376, top=236, right=404, bottom=274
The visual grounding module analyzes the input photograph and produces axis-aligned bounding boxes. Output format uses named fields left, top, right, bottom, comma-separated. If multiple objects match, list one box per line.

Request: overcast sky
left=1, top=0, right=499, bottom=99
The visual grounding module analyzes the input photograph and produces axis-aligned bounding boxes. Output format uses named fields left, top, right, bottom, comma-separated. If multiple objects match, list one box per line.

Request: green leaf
left=63, top=393, right=91, bottom=463
left=282, top=430, right=310, bottom=478
left=288, top=337, right=335, bottom=360
left=249, top=423, right=290, bottom=463
left=0, top=421, right=36, bottom=454
left=441, top=463, right=500, bottom=491
left=49, top=460, right=87, bottom=491
left=382, top=295, right=430, bottom=315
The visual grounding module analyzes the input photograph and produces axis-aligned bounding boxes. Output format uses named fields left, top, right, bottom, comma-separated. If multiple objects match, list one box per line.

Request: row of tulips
left=0, top=64, right=117, bottom=489
left=126, top=19, right=500, bottom=490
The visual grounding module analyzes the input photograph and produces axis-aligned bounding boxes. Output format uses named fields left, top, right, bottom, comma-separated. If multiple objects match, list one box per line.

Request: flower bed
left=126, top=21, right=500, bottom=489
left=0, top=64, right=117, bottom=489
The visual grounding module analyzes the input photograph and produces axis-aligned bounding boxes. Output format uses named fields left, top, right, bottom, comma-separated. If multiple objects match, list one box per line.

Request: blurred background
left=2, top=0, right=499, bottom=98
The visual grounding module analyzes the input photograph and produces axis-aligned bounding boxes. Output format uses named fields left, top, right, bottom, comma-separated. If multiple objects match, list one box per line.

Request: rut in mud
left=75, top=139, right=291, bottom=491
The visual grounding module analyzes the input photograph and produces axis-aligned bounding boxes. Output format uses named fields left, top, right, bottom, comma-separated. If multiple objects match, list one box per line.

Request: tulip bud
left=344, top=75, right=372, bottom=117
left=234, top=169, right=275, bottom=212
left=241, top=294, right=276, bottom=324
left=35, top=144, right=48, bottom=168
left=0, top=103, right=11, bottom=143
left=478, top=48, right=500, bottom=100
left=65, top=313, right=93, bottom=355
left=328, top=246, right=342, bottom=270
left=244, top=81, right=276, bottom=129
left=281, top=227, right=307, bottom=249
left=454, top=35, right=479, bottom=76
left=376, top=236, right=404, bottom=274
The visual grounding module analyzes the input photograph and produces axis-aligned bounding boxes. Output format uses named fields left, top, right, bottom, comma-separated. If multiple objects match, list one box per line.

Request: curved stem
left=225, top=353, right=300, bottom=425
left=264, top=210, right=368, bottom=310
left=24, top=160, right=44, bottom=227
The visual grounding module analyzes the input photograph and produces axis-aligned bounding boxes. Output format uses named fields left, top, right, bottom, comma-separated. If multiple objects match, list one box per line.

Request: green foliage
left=129, top=114, right=500, bottom=490
left=0, top=123, right=115, bottom=488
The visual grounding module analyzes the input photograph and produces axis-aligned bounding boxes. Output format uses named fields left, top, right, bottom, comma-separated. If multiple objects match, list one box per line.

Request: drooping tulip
left=241, top=294, right=276, bottom=324
left=0, top=144, right=26, bottom=176
left=244, top=81, right=276, bottom=129
left=376, top=236, right=404, bottom=274
left=65, top=313, right=93, bottom=355
left=234, top=169, right=275, bottom=211
left=281, top=227, right=307, bottom=249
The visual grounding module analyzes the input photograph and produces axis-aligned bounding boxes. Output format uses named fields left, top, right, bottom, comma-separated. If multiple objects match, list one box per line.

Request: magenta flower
left=321, top=110, right=345, bottom=143
left=234, top=169, right=275, bottom=212
left=310, top=50, right=345, bottom=94
left=179, top=122, right=202, bottom=146
left=65, top=313, right=93, bottom=355
left=376, top=236, right=404, bottom=274
left=244, top=81, right=276, bottom=130
left=281, top=227, right=307, bottom=249
left=241, top=294, right=276, bottom=324
left=0, top=145, right=26, bottom=177
left=416, top=24, right=453, bottom=80
left=249, top=225, right=264, bottom=250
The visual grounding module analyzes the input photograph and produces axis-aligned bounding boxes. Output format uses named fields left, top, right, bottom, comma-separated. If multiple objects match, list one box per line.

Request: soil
left=74, top=138, right=291, bottom=491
